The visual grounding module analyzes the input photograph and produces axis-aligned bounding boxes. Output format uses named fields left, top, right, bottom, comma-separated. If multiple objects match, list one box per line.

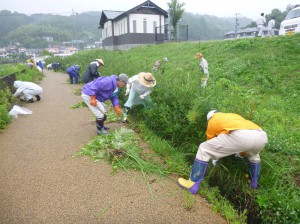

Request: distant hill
left=181, top=12, right=253, bottom=40
left=0, top=10, right=101, bottom=48
left=0, top=10, right=253, bottom=48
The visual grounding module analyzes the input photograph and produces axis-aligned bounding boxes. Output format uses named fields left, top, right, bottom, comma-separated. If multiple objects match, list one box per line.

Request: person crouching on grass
left=122, top=72, right=156, bottom=123
left=81, top=74, right=128, bottom=135
left=178, top=110, right=268, bottom=194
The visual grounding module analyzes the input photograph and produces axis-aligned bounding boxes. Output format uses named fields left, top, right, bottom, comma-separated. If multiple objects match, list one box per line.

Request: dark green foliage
left=0, top=104, right=11, bottom=130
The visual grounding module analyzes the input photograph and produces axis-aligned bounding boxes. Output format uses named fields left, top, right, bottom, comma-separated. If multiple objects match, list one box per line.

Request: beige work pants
left=196, top=130, right=268, bottom=163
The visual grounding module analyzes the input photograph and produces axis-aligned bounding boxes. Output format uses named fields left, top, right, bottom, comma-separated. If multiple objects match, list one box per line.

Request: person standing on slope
left=256, top=13, right=266, bottom=37
left=196, top=52, right=209, bottom=88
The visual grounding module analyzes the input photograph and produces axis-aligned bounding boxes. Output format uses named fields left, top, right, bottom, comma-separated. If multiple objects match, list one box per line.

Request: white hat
left=207, top=110, right=218, bottom=121
left=14, top=81, right=22, bottom=88
left=118, top=73, right=129, bottom=84
left=138, top=72, right=156, bottom=87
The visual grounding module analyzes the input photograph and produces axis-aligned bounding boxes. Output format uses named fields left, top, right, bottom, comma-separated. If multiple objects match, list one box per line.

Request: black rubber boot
left=96, top=118, right=108, bottom=135
left=28, top=98, right=34, bottom=103
left=102, top=114, right=109, bottom=130
left=35, top=95, right=41, bottom=101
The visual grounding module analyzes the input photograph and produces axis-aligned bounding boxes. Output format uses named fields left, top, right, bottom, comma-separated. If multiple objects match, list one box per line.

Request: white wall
left=114, top=17, right=128, bottom=36
left=102, top=13, right=166, bottom=37
left=128, top=14, right=165, bottom=34
left=102, top=21, right=113, bottom=38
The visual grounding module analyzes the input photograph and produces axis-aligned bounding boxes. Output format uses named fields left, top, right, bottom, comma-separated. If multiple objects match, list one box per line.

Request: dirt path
left=0, top=70, right=226, bottom=224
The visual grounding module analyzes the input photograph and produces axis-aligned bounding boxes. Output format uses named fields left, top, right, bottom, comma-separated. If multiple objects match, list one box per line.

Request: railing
left=0, top=69, right=25, bottom=92
left=0, top=73, right=17, bottom=92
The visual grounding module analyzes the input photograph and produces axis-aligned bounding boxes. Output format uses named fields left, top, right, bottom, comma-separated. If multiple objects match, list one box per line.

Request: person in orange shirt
left=178, top=110, right=268, bottom=194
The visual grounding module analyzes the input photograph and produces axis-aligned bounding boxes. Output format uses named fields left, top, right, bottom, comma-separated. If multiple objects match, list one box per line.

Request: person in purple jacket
left=81, top=74, right=128, bottom=135
left=66, top=65, right=80, bottom=84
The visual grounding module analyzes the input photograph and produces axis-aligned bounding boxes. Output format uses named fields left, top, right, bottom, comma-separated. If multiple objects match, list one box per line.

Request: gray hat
left=118, top=73, right=129, bottom=84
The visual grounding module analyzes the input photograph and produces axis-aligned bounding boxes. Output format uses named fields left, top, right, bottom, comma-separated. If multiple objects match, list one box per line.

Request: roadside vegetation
left=1, top=34, right=299, bottom=223
left=0, top=64, right=43, bottom=129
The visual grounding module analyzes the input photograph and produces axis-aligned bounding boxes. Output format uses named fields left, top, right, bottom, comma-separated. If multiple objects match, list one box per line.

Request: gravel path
left=0, top=70, right=227, bottom=224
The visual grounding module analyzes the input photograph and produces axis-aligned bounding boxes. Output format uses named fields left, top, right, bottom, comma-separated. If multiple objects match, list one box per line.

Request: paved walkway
left=0, top=70, right=226, bottom=224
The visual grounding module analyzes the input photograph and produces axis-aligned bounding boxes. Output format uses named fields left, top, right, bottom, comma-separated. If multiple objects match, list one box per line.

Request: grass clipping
left=76, top=127, right=168, bottom=177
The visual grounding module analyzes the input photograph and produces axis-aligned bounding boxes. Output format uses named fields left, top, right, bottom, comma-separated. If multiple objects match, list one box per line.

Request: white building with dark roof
left=99, top=0, right=168, bottom=50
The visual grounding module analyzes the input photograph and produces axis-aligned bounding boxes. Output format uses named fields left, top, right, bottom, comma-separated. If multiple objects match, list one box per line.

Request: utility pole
left=235, top=13, right=240, bottom=38
left=72, top=9, right=78, bottom=49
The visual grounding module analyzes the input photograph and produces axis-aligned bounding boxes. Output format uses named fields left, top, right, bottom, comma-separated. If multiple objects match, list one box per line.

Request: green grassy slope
left=48, top=34, right=300, bottom=224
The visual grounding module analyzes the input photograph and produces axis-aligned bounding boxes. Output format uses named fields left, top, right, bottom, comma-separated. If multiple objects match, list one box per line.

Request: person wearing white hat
left=82, top=59, right=104, bottom=84
left=13, top=80, right=43, bottom=103
left=122, top=72, right=156, bottom=123
left=178, top=110, right=268, bottom=194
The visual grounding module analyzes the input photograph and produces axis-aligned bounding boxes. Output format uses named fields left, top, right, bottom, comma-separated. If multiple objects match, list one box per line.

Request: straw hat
left=95, top=59, right=104, bottom=66
left=138, top=72, right=156, bottom=87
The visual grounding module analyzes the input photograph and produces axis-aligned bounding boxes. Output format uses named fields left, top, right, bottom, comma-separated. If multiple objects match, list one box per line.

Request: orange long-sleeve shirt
left=206, top=113, right=262, bottom=140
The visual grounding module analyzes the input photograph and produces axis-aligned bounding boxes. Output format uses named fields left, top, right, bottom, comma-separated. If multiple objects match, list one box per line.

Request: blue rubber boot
left=248, top=161, right=261, bottom=189
left=178, top=159, right=208, bottom=194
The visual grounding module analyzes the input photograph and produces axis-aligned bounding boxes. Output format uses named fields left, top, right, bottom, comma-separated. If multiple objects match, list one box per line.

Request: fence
left=0, top=73, right=17, bottom=92
left=155, top=24, right=189, bottom=42
left=0, top=69, right=26, bottom=92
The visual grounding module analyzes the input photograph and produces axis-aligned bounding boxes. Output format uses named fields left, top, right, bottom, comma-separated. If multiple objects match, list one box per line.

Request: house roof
left=99, top=10, right=124, bottom=28
left=99, top=0, right=168, bottom=28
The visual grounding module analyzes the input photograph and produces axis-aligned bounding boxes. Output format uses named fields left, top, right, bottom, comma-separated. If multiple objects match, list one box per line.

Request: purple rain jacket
left=66, top=65, right=79, bottom=77
left=81, top=75, right=119, bottom=107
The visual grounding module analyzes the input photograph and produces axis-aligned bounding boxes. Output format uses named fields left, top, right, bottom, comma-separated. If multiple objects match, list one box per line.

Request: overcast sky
left=0, top=0, right=298, bottom=20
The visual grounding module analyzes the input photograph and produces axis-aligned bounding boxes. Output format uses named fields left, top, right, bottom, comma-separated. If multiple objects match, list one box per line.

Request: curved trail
left=0, top=70, right=226, bottom=224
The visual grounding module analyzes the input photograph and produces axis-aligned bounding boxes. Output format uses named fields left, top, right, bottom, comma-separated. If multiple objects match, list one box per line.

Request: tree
left=266, top=9, right=287, bottom=29
left=167, top=0, right=185, bottom=41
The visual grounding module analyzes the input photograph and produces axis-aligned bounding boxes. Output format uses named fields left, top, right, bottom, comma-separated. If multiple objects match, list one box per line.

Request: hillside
left=0, top=10, right=101, bottom=48
left=0, top=9, right=253, bottom=48
left=45, top=34, right=300, bottom=223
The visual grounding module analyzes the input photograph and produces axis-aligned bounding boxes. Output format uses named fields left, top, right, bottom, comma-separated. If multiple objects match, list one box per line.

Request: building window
left=153, top=21, right=157, bottom=33
left=143, top=19, right=147, bottom=33
left=133, top=20, right=137, bottom=33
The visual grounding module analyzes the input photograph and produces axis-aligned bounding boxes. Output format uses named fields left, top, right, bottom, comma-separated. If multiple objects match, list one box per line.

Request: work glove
left=90, top=95, right=97, bottom=107
left=139, top=95, right=145, bottom=100
left=212, top=159, right=218, bottom=166
left=114, top=105, right=122, bottom=116
left=235, top=152, right=247, bottom=159
left=125, top=88, right=130, bottom=96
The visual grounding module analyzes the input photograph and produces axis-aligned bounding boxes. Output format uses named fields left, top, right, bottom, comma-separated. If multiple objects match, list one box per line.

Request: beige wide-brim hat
left=138, top=72, right=156, bottom=87
left=95, top=59, right=104, bottom=66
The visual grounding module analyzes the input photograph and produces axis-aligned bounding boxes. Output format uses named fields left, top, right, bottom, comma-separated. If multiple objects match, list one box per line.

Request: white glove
left=125, top=88, right=130, bottom=96
left=212, top=160, right=218, bottom=166
left=235, top=153, right=244, bottom=159
left=139, top=95, right=145, bottom=100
